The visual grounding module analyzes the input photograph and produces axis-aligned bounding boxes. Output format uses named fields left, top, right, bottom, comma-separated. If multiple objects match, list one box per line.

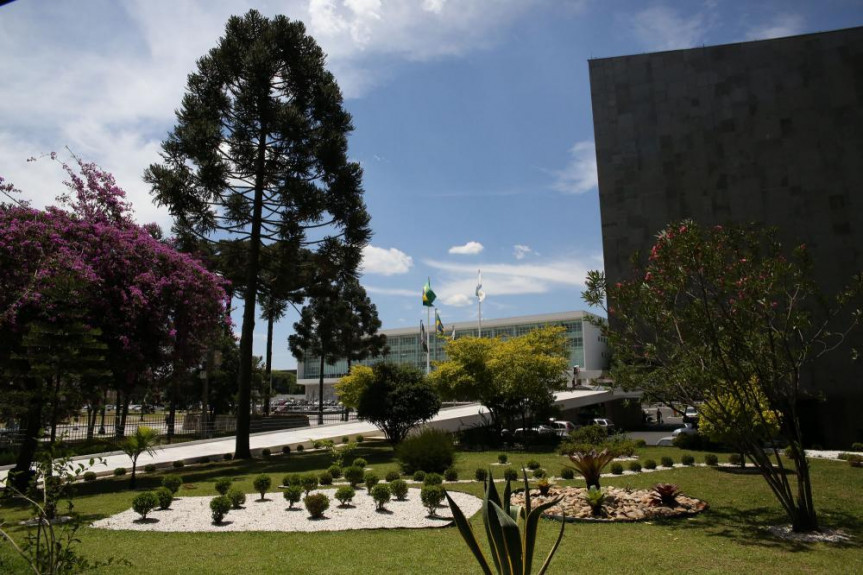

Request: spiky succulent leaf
left=493, top=502, right=524, bottom=575
left=445, top=490, right=493, bottom=575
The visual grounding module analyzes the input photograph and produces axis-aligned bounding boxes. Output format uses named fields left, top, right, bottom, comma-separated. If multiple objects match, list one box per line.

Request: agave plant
left=584, top=486, right=605, bottom=516
left=565, top=449, right=616, bottom=489
left=446, top=468, right=565, bottom=575
left=650, top=483, right=681, bottom=507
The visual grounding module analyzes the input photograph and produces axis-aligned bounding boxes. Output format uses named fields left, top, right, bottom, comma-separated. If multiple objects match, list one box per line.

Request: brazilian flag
left=422, top=278, right=436, bottom=307
left=435, top=309, right=444, bottom=334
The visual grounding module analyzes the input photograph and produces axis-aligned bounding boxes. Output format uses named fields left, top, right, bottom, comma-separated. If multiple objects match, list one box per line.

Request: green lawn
left=1, top=443, right=861, bottom=574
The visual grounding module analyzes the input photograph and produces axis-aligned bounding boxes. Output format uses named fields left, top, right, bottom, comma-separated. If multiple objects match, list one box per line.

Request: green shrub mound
left=644, top=459, right=657, bottom=470
left=851, top=442, right=863, bottom=451
left=210, top=496, right=231, bottom=524
left=335, top=485, right=356, bottom=506
left=704, top=453, right=719, bottom=466
left=628, top=461, right=642, bottom=473
left=503, top=467, right=519, bottom=481
left=227, top=488, right=246, bottom=509
left=364, top=473, right=381, bottom=492
left=83, top=471, right=97, bottom=482
left=173, top=460, right=185, bottom=468
left=253, top=474, right=272, bottom=500
left=296, top=445, right=304, bottom=452
left=155, top=486, right=173, bottom=510
left=610, top=462, right=624, bottom=475
left=283, top=486, right=303, bottom=508
left=385, top=470, right=401, bottom=482
left=113, top=467, right=126, bottom=477
left=162, top=474, right=183, bottom=494
left=319, top=471, right=333, bottom=486
left=728, top=453, right=744, bottom=466
left=328, top=465, right=342, bottom=479
left=261, top=448, right=271, bottom=459
left=353, top=458, right=367, bottom=469
left=282, top=445, right=291, bottom=454
left=497, top=453, right=508, bottom=464
left=560, top=467, right=575, bottom=480
left=341, top=436, right=350, bottom=444
left=661, top=456, right=674, bottom=468
left=526, top=459, right=541, bottom=470
left=313, top=440, right=325, bottom=449
left=396, top=428, right=455, bottom=474
left=420, top=485, right=445, bottom=516
left=356, top=435, right=365, bottom=443
left=301, top=474, right=319, bottom=495
left=144, top=464, right=157, bottom=473
left=474, top=468, right=488, bottom=482
left=532, top=468, right=546, bottom=479
left=371, top=484, right=391, bottom=510
left=283, top=474, right=302, bottom=487
left=423, top=473, right=443, bottom=486
left=634, top=439, right=647, bottom=448
left=444, top=467, right=459, bottom=482
left=132, top=491, right=158, bottom=520
left=390, top=479, right=409, bottom=500
left=304, top=493, right=330, bottom=518
left=412, top=470, right=426, bottom=482
left=215, top=477, right=232, bottom=495
left=344, top=466, right=365, bottom=487
left=681, top=454, right=696, bottom=466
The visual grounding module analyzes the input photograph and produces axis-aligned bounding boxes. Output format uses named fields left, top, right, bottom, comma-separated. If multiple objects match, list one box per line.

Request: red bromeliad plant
left=565, top=449, right=616, bottom=490
left=650, top=483, right=681, bottom=507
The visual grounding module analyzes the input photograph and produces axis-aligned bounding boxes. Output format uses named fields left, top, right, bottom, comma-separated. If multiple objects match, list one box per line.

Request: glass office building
left=297, top=310, right=609, bottom=400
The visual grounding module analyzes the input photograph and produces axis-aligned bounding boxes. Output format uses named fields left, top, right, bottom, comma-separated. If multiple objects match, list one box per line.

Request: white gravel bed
left=90, top=488, right=482, bottom=533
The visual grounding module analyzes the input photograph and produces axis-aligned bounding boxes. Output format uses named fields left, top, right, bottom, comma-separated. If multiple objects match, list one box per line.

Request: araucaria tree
left=583, top=220, right=863, bottom=532
left=145, top=10, right=371, bottom=458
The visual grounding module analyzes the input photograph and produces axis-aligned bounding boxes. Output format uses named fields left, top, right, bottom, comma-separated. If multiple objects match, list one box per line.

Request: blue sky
left=2, top=1, right=861, bottom=369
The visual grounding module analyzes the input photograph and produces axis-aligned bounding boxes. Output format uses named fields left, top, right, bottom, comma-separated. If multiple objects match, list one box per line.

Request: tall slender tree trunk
left=9, top=388, right=44, bottom=492
left=264, top=313, right=274, bottom=416
left=318, top=354, right=325, bottom=425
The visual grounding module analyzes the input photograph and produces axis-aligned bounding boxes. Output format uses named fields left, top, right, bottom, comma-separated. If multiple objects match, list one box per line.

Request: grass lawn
left=1, top=442, right=861, bottom=574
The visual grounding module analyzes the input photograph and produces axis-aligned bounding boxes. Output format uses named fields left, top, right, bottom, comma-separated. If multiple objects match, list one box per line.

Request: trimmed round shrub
left=341, top=436, right=350, bottom=444
left=344, top=466, right=365, bottom=487
left=261, top=448, right=271, bottom=459
left=353, top=458, right=368, bottom=469
left=132, top=491, right=158, bottom=520
left=282, top=445, right=291, bottom=455
left=423, top=473, right=443, bottom=486
left=681, top=454, right=696, bottom=466
left=335, top=485, right=356, bottom=506
left=198, top=456, right=211, bottom=464
left=304, top=493, right=330, bottom=518
left=364, top=473, right=380, bottom=492
left=728, top=453, right=744, bottom=466
left=144, top=464, right=156, bottom=473
left=444, top=467, right=459, bottom=482
left=502, top=467, right=519, bottom=482
left=395, top=428, right=455, bottom=474
left=253, top=474, right=272, bottom=499
left=296, top=445, right=304, bottom=453
left=412, top=470, right=426, bottom=482
left=83, top=471, right=97, bottom=482
left=526, top=459, right=541, bottom=470
left=215, top=477, right=232, bottom=495
left=313, top=440, right=325, bottom=449
left=210, top=495, right=231, bottom=524
left=634, top=439, right=647, bottom=448
left=283, top=474, right=302, bottom=487
left=628, top=461, right=642, bottom=473
left=371, top=484, right=391, bottom=510
left=704, top=453, right=719, bottom=466
left=498, top=453, right=508, bottom=464
left=385, top=470, right=401, bottom=482
left=283, top=486, right=302, bottom=508
left=113, top=467, right=126, bottom=477
left=224, top=453, right=233, bottom=461
left=172, top=460, right=185, bottom=468
left=162, top=474, right=183, bottom=494
left=327, top=465, right=342, bottom=479
left=560, top=467, right=575, bottom=480
left=390, top=479, right=409, bottom=500
left=356, top=435, right=365, bottom=443
left=319, top=471, right=333, bottom=486
left=532, top=468, right=546, bottom=479
left=155, top=486, right=173, bottom=510
left=475, top=468, right=488, bottom=482
left=851, top=442, right=863, bottom=452
left=301, top=474, right=319, bottom=495
left=228, top=488, right=246, bottom=509
left=660, top=456, right=674, bottom=468
left=610, top=462, right=624, bottom=475
left=644, top=459, right=657, bottom=470
left=420, top=485, right=445, bottom=516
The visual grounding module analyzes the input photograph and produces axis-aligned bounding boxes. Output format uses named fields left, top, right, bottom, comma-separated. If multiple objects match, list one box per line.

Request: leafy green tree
left=145, top=10, right=371, bottom=458
left=354, top=362, right=441, bottom=444
left=583, top=220, right=863, bottom=532
left=335, top=364, right=374, bottom=410
left=429, top=326, right=569, bottom=431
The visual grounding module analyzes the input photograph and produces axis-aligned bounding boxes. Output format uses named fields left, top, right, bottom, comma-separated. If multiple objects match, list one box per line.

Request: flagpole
left=426, top=305, right=431, bottom=374
left=477, top=269, right=483, bottom=338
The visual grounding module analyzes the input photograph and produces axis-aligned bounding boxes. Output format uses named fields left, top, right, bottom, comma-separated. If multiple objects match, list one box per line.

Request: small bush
left=356, top=435, right=365, bottom=443
left=173, top=460, right=185, bottom=468
left=837, top=452, right=852, bottom=460
left=704, top=453, right=719, bottom=466
left=364, top=473, right=380, bottom=492
left=681, top=454, right=695, bottom=466
left=503, top=467, right=519, bottom=482
left=526, top=459, right=541, bottom=470
left=296, top=445, right=304, bottom=453
left=644, top=459, right=657, bottom=470
left=313, top=440, right=325, bottom=449
left=385, top=470, right=401, bottom=482
left=215, top=477, right=232, bottom=495
left=412, top=470, right=426, bottom=482
left=660, top=456, right=674, bottom=468
left=282, top=445, right=291, bottom=454
left=223, top=453, right=233, bottom=461
left=634, top=439, right=647, bottom=448
left=728, top=453, right=744, bottom=466
left=304, top=493, right=330, bottom=518
left=610, top=462, right=624, bottom=475
left=283, top=473, right=302, bottom=487
left=328, top=465, right=342, bottom=479
left=113, top=467, right=126, bottom=477
left=344, top=465, right=365, bottom=487
left=474, top=468, right=488, bottom=482
left=851, top=442, right=863, bottom=451
left=848, top=455, right=863, bottom=468
left=283, top=486, right=303, bottom=508
left=497, top=453, right=508, bottom=464
left=155, top=486, right=173, bottom=510
left=396, top=428, right=455, bottom=474
left=162, top=474, right=183, bottom=494
left=628, top=461, right=642, bottom=473
left=319, top=471, right=333, bottom=486
left=144, top=464, right=156, bottom=473
left=560, top=467, right=575, bottom=480
left=353, top=458, right=368, bottom=469
left=261, top=448, right=271, bottom=459
left=341, top=436, right=350, bottom=444
left=301, top=474, right=319, bottom=496
left=253, top=474, right=272, bottom=500
left=198, top=456, right=210, bottom=464
left=83, top=471, right=97, bottom=482
left=132, top=491, right=158, bottom=520
left=420, top=485, right=445, bottom=516
left=444, top=467, right=459, bottom=482
left=210, top=495, right=231, bottom=524
left=227, top=488, right=246, bottom=509
left=335, top=485, right=356, bottom=506
left=371, top=484, right=391, bottom=510
left=390, top=479, right=409, bottom=500
left=423, top=473, right=443, bottom=486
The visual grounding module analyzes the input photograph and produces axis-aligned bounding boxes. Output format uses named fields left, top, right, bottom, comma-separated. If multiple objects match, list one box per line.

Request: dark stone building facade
left=589, top=27, right=863, bottom=447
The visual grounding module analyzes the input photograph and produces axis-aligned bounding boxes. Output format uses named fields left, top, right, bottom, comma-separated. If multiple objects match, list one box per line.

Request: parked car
left=591, top=418, right=616, bottom=433
left=512, top=425, right=557, bottom=440
left=683, top=406, right=699, bottom=424
left=672, top=423, right=698, bottom=436
left=548, top=420, right=579, bottom=436
left=656, top=436, right=675, bottom=446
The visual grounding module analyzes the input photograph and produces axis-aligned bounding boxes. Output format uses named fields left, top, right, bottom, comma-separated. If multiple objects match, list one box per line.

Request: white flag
left=476, top=269, right=486, bottom=302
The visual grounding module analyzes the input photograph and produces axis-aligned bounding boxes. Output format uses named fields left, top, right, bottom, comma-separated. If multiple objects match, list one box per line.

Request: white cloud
left=443, top=293, right=473, bottom=307
left=448, top=241, right=484, bottom=255
left=550, top=141, right=598, bottom=195
left=364, top=286, right=417, bottom=297
left=361, top=245, right=414, bottom=275
left=513, top=244, right=534, bottom=260
left=627, top=4, right=712, bottom=51
left=745, top=13, right=805, bottom=41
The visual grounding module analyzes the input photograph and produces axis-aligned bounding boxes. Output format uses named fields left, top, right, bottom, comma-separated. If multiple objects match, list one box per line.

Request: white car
left=672, top=423, right=698, bottom=436
left=549, top=420, right=578, bottom=436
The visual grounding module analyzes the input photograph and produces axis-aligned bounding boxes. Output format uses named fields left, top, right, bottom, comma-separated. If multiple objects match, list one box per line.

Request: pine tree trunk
left=9, top=391, right=43, bottom=492
left=264, top=313, right=274, bottom=416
